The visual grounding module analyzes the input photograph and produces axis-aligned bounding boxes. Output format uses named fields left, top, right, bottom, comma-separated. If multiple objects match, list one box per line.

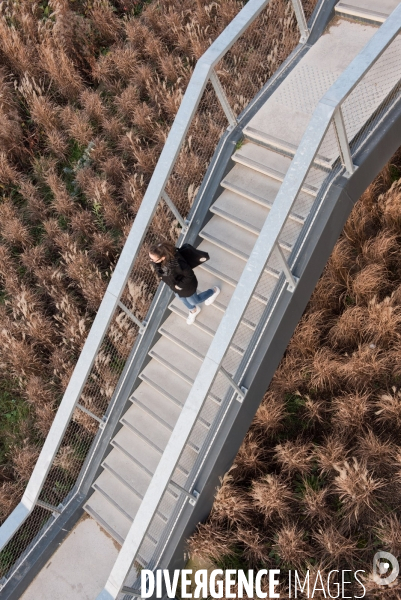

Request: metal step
left=232, top=142, right=327, bottom=195
left=243, top=125, right=332, bottom=170
left=102, top=447, right=178, bottom=522
left=335, top=1, right=391, bottom=25
left=140, top=360, right=191, bottom=407
left=84, top=491, right=129, bottom=546
left=112, top=425, right=161, bottom=476
left=159, top=311, right=212, bottom=361
left=221, top=162, right=315, bottom=221
left=202, top=209, right=299, bottom=256
left=131, top=381, right=181, bottom=430
left=121, top=402, right=171, bottom=454
left=149, top=336, right=203, bottom=385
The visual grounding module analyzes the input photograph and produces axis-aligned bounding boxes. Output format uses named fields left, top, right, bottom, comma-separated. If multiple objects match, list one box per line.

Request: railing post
left=219, top=366, right=247, bottom=402
left=290, top=0, right=310, bottom=43
left=117, top=300, right=146, bottom=333
left=161, top=191, right=188, bottom=232
left=333, top=106, right=356, bottom=175
left=209, top=69, right=237, bottom=128
left=275, top=244, right=298, bottom=292
left=169, top=481, right=200, bottom=506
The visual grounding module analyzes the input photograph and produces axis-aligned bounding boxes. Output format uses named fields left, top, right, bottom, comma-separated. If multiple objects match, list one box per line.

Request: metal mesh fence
left=216, top=0, right=300, bottom=117
left=0, top=505, right=53, bottom=584
left=343, top=33, right=401, bottom=154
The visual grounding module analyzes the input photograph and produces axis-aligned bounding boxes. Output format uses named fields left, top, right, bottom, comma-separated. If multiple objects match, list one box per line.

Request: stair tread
left=169, top=297, right=223, bottom=336
left=335, top=1, right=392, bottom=23
left=85, top=491, right=130, bottom=545
left=150, top=336, right=202, bottom=383
left=140, top=360, right=191, bottom=406
left=211, top=190, right=269, bottom=232
left=159, top=311, right=213, bottom=359
left=243, top=125, right=332, bottom=170
left=222, top=163, right=314, bottom=220
left=208, top=194, right=303, bottom=248
left=200, top=216, right=296, bottom=269
left=195, top=268, right=233, bottom=314
left=94, top=470, right=141, bottom=521
left=121, top=402, right=172, bottom=452
left=102, top=447, right=151, bottom=499
left=233, top=142, right=326, bottom=193
left=112, top=425, right=161, bottom=475
left=131, top=382, right=181, bottom=429
left=197, top=240, right=277, bottom=304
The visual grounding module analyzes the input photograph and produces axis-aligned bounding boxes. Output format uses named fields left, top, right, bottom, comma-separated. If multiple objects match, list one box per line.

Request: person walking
left=149, top=242, right=220, bottom=324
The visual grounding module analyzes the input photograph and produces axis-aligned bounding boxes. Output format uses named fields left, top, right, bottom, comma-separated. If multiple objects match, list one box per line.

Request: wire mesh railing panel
left=119, top=205, right=179, bottom=323
left=0, top=505, right=52, bottom=581
left=38, top=420, right=96, bottom=507
left=342, top=34, right=401, bottom=154
left=164, top=80, right=227, bottom=219
left=38, top=302, right=139, bottom=506
left=216, top=0, right=303, bottom=118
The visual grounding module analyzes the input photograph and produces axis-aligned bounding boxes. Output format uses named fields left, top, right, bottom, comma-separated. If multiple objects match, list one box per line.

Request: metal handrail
left=0, top=0, right=310, bottom=562
left=98, top=5, right=401, bottom=598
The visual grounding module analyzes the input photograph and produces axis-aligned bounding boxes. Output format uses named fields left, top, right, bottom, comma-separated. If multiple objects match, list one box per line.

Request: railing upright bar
left=209, top=69, right=237, bottom=128
left=332, top=106, right=356, bottom=175
left=161, top=191, right=187, bottom=230
left=275, top=243, right=298, bottom=292
left=290, top=0, right=310, bottom=43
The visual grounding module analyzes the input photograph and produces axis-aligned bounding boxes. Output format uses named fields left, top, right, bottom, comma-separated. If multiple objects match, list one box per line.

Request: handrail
left=98, top=5, right=401, bottom=598
left=0, top=0, right=280, bottom=559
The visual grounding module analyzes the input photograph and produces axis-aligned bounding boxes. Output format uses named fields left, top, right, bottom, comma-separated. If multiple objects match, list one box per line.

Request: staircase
left=83, top=2, right=400, bottom=559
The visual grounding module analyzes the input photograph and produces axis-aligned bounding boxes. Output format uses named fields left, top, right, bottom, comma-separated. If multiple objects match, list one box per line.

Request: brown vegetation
left=0, top=0, right=318, bottom=537
left=188, top=150, right=401, bottom=597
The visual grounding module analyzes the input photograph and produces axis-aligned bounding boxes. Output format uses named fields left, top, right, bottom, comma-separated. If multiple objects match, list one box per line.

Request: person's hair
left=149, top=241, right=176, bottom=262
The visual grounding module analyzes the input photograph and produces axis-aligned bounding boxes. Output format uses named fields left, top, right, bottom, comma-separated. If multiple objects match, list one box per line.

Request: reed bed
left=0, top=0, right=317, bottom=529
left=188, top=149, right=401, bottom=598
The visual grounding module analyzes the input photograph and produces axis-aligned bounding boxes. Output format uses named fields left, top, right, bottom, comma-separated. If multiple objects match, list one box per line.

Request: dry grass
left=188, top=149, right=401, bottom=583
left=0, top=0, right=316, bottom=533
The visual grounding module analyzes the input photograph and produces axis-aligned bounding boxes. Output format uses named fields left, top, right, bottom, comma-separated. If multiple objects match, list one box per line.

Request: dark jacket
left=151, top=250, right=198, bottom=297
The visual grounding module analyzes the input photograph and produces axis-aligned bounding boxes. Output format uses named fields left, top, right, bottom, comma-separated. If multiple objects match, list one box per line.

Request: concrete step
left=121, top=402, right=171, bottom=454
left=222, top=162, right=314, bottom=222
left=243, top=126, right=332, bottom=171
left=335, top=1, right=396, bottom=25
left=131, top=381, right=181, bottom=430
left=197, top=240, right=278, bottom=305
left=233, top=142, right=325, bottom=196
left=102, top=446, right=178, bottom=521
left=84, top=490, right=129, bottom=545
left=207, top=195, right=302, bottom=251
left=149, top=336, right=202, bottom=386
left=140, top=359, right=192, bottom=407
left=159, top=311, right=213, bottom=360
left=102, top=446, right=151, bottom=500
left=112, top=424, right=161, bottom=476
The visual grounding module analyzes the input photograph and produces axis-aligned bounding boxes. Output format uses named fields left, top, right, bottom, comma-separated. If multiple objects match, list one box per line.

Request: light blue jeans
left=176, top=289, right=214, bottom=310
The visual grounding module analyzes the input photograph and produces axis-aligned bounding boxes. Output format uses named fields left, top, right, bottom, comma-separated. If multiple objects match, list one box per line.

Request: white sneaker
left=205, top=287, right=220, bottom=306
left=187, top=305, right=201, bottom=324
